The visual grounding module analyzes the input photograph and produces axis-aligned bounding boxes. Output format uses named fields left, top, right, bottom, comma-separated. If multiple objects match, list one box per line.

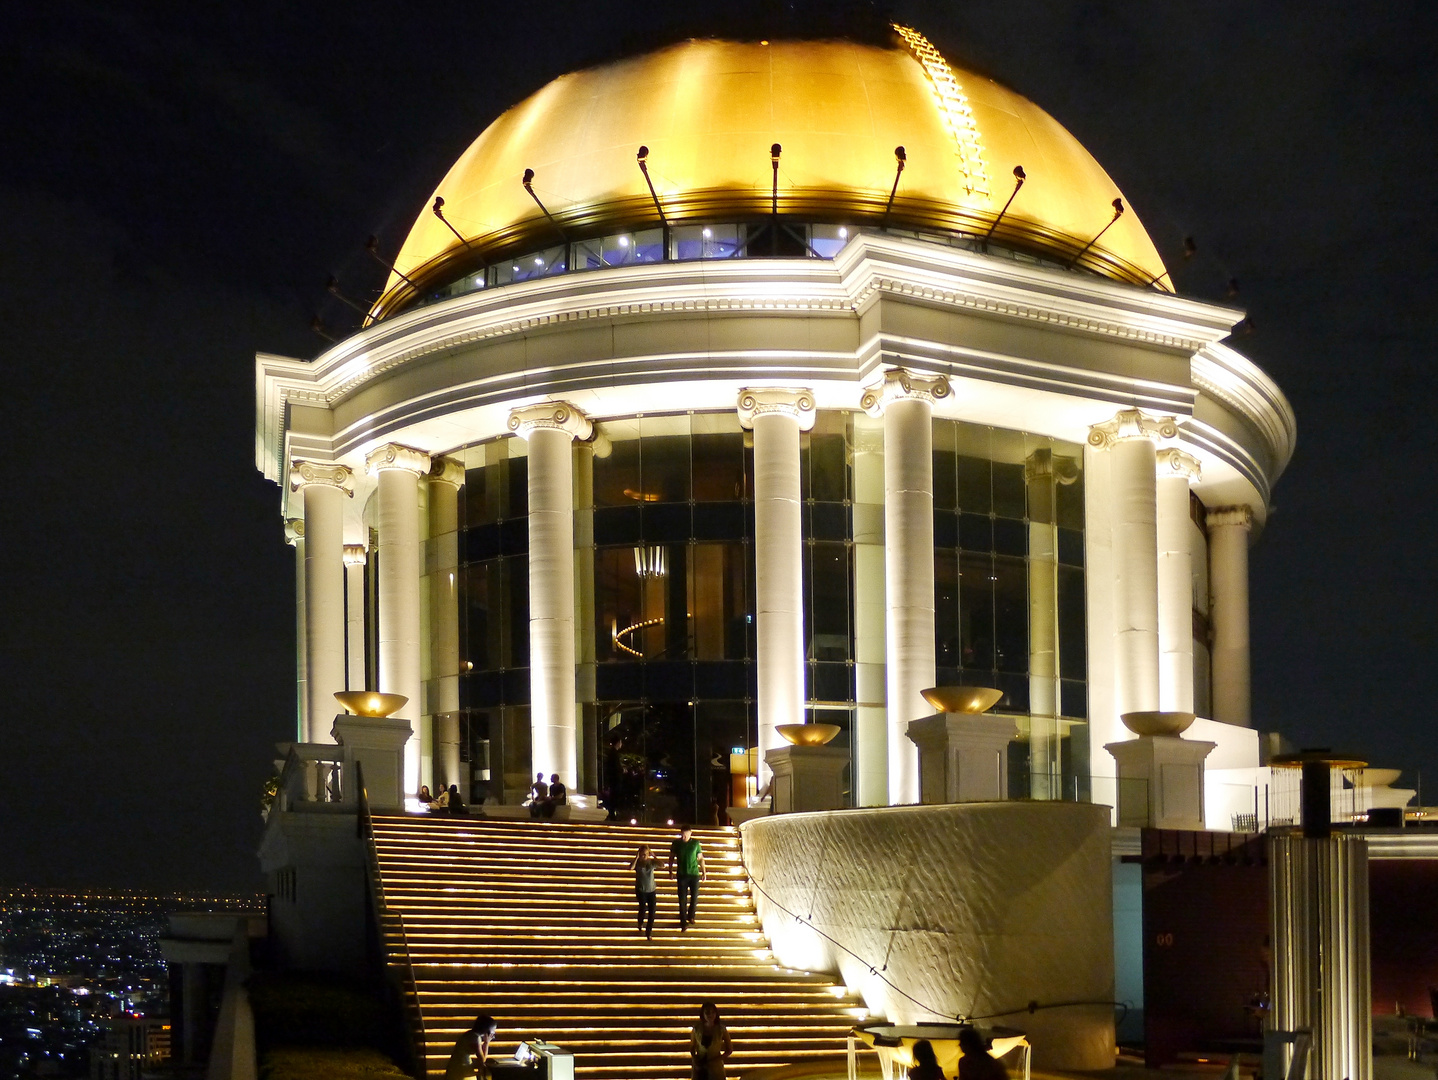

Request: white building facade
left=255, top=30, right=1294, bottom=823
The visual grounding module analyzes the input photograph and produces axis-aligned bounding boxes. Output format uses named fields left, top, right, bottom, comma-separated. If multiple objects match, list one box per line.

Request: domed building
left=256, top=26, right=1294, bottom=824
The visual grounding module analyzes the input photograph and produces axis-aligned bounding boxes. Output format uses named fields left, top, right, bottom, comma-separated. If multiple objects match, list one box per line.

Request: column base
left=763, top=745, right=849, bottom=814
left=1105, top=735, right=1215, bottom=830
left=332, top=714, right=414, bottom=810
left=905, top=713, right=1018, bottom=803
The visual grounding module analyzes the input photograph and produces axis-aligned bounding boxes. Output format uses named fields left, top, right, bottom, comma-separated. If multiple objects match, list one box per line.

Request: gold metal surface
left=334, top=690, right=409, bottom=718
left=776, top=722, right=842, bottom=746
left=374, top=34, right=1167, bottom=319
left=921, top=685, right=1004, bottom=714
left=1119, top=710, right=1195, bottom=737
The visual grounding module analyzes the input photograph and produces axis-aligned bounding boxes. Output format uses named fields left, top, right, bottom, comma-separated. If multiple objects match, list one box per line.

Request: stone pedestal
left=764, top=745, right=848, bottom=814
left=332, top=714, right=414, bottom=810
left=1105, top=736, right=1215, bottom=829
left=905, top=713, right=1018, bottom=803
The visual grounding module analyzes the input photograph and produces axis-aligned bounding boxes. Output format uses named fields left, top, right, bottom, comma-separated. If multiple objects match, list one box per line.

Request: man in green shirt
left=667, top=826, right=706, bottom=930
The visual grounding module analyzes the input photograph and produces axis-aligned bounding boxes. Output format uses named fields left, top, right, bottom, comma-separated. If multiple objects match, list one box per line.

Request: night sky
left=1, top=2, right=1433, bottom=892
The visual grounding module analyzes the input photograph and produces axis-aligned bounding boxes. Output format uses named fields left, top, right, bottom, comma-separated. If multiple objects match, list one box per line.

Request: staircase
left=367, top=813, right=868, bottom=1079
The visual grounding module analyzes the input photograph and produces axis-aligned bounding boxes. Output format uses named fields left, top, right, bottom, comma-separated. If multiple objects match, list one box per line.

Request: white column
left=1082, top=442, right=1117, bottom=802
left=862, top=370, right=950, bottom=806
left=1025, top=449, right=1077, bottom=799
left=852, top=417, right=888, bottom=806
left=738, top=389, right=815, bottom=792
left=286, top=519, right=307, bottom=742
left=1208, top=505, right=1254, bottom=726
left=365, top=443, right=432, bottom=798
left=343, top=545, right=367, bottom=689
left=290, top=462, right=355, bottom=744
left=1156, top=449, right=1201, bottom=713
left=509, top=402, right=592, bottom=786
left=1087, top=410, right=1177, bottom=721
left=427, top=458, right=464, bottom=791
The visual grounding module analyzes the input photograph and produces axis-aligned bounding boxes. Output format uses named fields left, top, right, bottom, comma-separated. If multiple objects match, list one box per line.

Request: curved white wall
left=741, top=802, right=1114, bottom=1070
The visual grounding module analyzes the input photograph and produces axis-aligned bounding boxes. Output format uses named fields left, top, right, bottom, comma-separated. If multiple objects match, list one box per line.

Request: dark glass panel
left=663, top=545, right=689, bottom=660
left=933, top=450, right=958, bottom=510
left=992, top=461, right=1026, bottom=519
left=692, top=433, right=746, bottom=501
left=935, top=549, right=960, bottom=668
left=594, top=437, right=641, bottom=507
left=463, top=561, right=505, bottom=672
left=689, top=543, right=748, bottom=661
left=466, top=524, right=503, bottom=562
left=1058, top=528, right=1085, bottom=567
left=807, top=543, right=851, bottom=660
left=812, top=662, right=853, bottom=702
left=993, top=517, right=1027, bottom=557
left=464, top=465, right=501, bottom=526
left=506, top=458, right=528, bottom=519
left=500, top=706, right=532, bottom=804
left=597, top=665, right=644, bottom=700
left=956, top=455, right=991, bottom=513
left=934, top=511, right=958, bottom=549
left=467, top=671, right=504, bottom=708
left=594, top=506, right=642, bottom=546
left=996, top=672, right=1029, bottom=713
left=643, top=434, right=691, bottom=503
left=693, top=662, right=747, bottom=698
left=502, top=668, right=530, bottom=704
left=1062, top=679, right=1088, bottom=720
left=693, top=502, right=746, bottom=541
left=594, top=546, right=644, bottom=663
left=810, top=433, right=848, bottom=502
left=936, top=665, right=963, bottom=689
left=695, top=701, right=753, bottom=823
left=808, top=503, right=849, bottom=541
left=500, top=516, right=529, bottom=555
left=959, top=552, right=995, bottom=670
left=1056, top=469, right=1085, bottom=531
left=960, top=512, right=993, bottom=552
left=1058, top=565, right=1087, bottom=682
left=643, top=503, right=691, bottom=543
left=508, top=556, right=529, bottom=667
left=993, top=555, right=1028, bottom=673
left=644, top=662, right=694, bottom=701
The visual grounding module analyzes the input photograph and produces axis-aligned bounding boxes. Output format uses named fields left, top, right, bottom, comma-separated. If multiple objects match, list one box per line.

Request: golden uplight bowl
left=921, top=686, right=1003, bottom=715
left=776, top=723, right=842, bottom=747
left=1120, top=711, right=1195, bottom=737
left=334, top=691, right=409, bottom=718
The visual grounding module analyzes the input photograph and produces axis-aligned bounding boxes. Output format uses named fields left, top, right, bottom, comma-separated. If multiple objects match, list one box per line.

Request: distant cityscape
left=0, top=889, right=262, bottom=1080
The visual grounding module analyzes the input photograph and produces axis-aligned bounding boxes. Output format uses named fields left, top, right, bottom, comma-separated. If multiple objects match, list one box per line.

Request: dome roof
left=376, top=28, right=1168, bottom=317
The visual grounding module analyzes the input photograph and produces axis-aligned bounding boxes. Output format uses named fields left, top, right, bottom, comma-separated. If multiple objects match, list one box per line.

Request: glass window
left=593, top=420, right=641, bottom=506
left=935, top=549, right=960, bottom=667
left=993, top=555, right=1028, bottom=673
left=670, top=224, right=744, bottom=260
left=806, top=542, right=851, bottom=661
left=490, top=244, right=567, bottom=285
left=689, top=543, right=748, bottom=661
left=960, top=552, right=995, bottom=671
left=810, top=224, right=853, bottom=258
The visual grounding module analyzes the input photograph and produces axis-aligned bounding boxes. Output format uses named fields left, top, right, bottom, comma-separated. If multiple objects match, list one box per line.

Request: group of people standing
left=628, top=826, right=706, bottom=939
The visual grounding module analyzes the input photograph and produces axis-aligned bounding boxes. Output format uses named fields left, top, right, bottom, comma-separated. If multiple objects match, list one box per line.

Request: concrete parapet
left=740, top=801, right=1114, bottom=1070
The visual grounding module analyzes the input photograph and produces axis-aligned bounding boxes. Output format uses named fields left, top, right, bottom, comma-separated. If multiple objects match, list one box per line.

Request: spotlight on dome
left=883, top=146, right=907, bottom=226
left=981, top=163, right=1028, bottom=251
left=636, top=145, right=668, bottom=227
left=770, top=143, right=782, bottom=216
left=521, top=167, right=566, bottom=241
left=365, top=235, right=416, bottom=289
left=430, top=196, right=472, bottom=247
left=1067, top=197, right=1125, bottom=268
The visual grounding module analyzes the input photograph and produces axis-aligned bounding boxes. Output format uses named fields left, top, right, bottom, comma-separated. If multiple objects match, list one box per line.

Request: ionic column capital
left=285, top=519, right=305, bottom=546
left=343, top=544, right=368, bottom=567
left=289, top=461, right=355, bottom=495
left=859, top=369, right=951, bottom=416
left=365, top=443, right=432, bottom=477
left=508, top=401, right=592, bottom=441
left=1207, top=504, right=1254, bottom=531
left=1156, top=448, right=1202, bottom=483
left=1086, top=408, right=1179, bottom=450
left=427, top=456, right=465, bottom=487
left=737, top=388, right=817, bottom=431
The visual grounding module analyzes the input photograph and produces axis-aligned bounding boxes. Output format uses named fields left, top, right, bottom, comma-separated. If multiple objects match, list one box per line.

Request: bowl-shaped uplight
left=921, top=686, right=1003, bottom=715
left=776, top=723, right=842, bottom=747
left=334, top=691, right=409, bottom=718
left=1120, top=711, right=1195, bottom=737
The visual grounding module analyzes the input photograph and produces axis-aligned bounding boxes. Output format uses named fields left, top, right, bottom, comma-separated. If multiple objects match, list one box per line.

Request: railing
left=357, top=768, right=429, bottom=1080
left=270, top=744, right=350, bottom=818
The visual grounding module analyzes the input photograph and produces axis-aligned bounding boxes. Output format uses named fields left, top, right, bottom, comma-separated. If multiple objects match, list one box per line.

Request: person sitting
left=444, top=1014, right=496, bottom=1080
left=430, top=786, right=449, bottom=811
left=445, top=784, right=465, bottom=816
left=957, top=1026, right=1008, bottom=1080
left=528, top=772, right=549, bottom=818
left=417, top=785, right=434, bottom=810
left=907, top=1039, right=945, bottom=1080
left=544, top=774, right=567, bottom=818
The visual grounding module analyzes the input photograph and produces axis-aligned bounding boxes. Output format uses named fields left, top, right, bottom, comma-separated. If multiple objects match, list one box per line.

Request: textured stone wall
left=741, top=802, right=1115, bottom=1070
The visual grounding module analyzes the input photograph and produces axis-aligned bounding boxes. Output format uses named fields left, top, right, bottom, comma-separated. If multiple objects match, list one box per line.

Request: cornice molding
left=736, top=388, right=817, bottom=431
left=289, top=460, right=355, bottom=495
left=1087, top=408, right=1180, bottom=451
left=364, top=443, right=431, bottom=477
left=507, top=401, right=593, bottom=441
left=1156, top=448, right=1202, bottom=483
left=859, top=368, right=951, bottom=416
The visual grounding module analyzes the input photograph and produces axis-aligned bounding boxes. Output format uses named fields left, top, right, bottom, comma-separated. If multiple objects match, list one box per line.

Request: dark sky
left=1, top=1, right=1433, bottom=892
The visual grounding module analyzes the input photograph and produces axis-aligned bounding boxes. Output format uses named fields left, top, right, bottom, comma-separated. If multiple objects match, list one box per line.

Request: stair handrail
left=737, top=827, right=1127, bottom=1028
left=357, top=766, right=430, bottom=1080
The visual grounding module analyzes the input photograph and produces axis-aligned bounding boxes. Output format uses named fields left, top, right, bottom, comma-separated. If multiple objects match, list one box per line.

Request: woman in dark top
left=629, top=844, right=658, bottom=939
left=907, top=1038, right=945, bottom=1080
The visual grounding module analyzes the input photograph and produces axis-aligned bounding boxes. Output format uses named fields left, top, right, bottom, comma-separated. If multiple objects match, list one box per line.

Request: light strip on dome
left=892, top=25, right=991, bottom=202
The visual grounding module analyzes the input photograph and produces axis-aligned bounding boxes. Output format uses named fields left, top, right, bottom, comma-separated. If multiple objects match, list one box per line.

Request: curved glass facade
left=456, top=411, right=1088, bottom=822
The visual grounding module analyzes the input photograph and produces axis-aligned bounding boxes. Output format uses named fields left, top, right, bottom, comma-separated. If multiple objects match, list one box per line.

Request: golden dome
left=376, top=28, right=1168, bottom=318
